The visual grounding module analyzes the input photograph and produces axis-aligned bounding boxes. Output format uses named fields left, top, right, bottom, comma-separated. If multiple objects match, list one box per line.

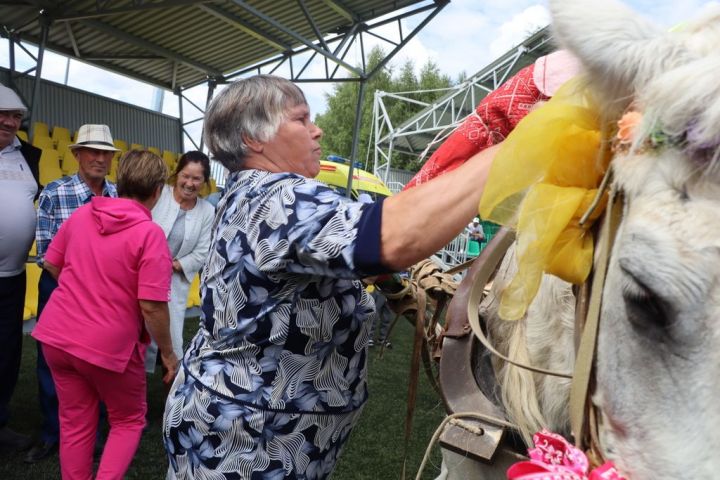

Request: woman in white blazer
left=145, top=151, right=215, bottom=373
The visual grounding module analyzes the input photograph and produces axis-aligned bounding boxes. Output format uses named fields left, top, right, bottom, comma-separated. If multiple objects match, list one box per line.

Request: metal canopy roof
left=1, top=0, right=448, bottom=92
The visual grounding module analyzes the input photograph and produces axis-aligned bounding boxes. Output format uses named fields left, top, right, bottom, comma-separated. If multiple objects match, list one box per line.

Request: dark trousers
left=0, top=271, right=26, bottom=428
left=36, top=269, right=60, bottom=443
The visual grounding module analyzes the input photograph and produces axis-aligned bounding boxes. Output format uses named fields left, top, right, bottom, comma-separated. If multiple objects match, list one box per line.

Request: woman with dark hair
left=162, top=75, right=498, bottom=479
left=31, top=150, right=177, bottom=479
left=145, top=151, right=215, bottom=374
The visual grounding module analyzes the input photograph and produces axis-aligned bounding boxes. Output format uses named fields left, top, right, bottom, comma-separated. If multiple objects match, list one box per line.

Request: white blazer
left=145, top=185, right=215, bottom=370
left=152, top=184, right=214, bottom=283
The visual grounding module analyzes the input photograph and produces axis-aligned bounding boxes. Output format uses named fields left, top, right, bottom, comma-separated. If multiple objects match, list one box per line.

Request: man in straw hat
left=0, top=84, right=41, bottom=454
left=27, top=124, right=120, bottom=463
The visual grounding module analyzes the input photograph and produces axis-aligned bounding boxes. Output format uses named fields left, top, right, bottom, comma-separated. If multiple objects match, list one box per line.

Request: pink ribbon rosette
left=506, top=430, right=626, bottom=480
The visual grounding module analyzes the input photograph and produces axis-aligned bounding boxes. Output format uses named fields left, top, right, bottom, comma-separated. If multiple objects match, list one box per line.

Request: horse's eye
left=621, top=271, right=672, bottom=338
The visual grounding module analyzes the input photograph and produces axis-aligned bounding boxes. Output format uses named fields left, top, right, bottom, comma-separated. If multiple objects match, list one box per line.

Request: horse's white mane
left=481, top=246, right=575, bottom=445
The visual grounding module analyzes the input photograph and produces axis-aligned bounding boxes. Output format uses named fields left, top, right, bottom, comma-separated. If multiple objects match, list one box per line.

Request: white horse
left=441, top=0, right=720, bottom=479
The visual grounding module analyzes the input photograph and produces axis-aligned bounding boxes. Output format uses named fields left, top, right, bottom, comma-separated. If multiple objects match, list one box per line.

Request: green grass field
left=0, top=317, right=445, bottom=479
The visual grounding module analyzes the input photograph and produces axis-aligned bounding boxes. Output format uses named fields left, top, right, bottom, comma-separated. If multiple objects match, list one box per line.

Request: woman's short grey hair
left=203, top=75, right=307, bottom=172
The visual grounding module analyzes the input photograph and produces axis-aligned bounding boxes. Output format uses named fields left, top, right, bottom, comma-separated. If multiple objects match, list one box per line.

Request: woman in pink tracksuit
left=32, top=150, right=179, bottom=479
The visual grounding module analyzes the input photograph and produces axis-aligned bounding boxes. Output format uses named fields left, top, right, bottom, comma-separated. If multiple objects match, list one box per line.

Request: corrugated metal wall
left=2, top=67, right=182, bottom=152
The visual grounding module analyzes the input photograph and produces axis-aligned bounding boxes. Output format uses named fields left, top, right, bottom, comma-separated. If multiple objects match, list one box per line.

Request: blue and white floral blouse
left=190, top=169, right=386, bottom=411
left=163, top=169, right=387, bottom=479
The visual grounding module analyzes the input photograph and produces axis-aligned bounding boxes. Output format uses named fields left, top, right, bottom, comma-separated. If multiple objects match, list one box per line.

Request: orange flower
left=616, top=111, right=642, bottom=143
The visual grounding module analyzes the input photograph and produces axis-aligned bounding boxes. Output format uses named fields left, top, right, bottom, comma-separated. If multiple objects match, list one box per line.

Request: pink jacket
left=32, top=197, right=172, bottom=373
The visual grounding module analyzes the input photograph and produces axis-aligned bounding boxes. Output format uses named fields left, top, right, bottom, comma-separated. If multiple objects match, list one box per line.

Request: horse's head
left=551, top=0, right=720, bottom=477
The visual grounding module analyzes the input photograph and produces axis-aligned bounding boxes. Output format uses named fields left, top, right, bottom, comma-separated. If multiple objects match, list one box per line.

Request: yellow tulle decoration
left=478, top=78, right=610, bottom=321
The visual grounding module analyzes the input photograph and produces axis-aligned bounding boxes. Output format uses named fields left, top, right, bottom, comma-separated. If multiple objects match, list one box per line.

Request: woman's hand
left=172, top=259, right=183, bottom=273
left=161, top=350, right=179, bottom=385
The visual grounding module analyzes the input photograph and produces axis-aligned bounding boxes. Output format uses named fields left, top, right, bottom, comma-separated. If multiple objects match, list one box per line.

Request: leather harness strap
left=569, top=187, right=623, bottom=454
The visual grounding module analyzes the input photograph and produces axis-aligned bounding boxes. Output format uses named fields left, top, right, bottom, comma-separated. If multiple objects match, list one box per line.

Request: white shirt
left=0, top=137, right=38, bottom=276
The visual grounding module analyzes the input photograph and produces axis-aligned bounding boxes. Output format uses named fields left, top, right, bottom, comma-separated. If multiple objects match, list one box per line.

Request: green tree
left=315, top=47, right=453, bottom=174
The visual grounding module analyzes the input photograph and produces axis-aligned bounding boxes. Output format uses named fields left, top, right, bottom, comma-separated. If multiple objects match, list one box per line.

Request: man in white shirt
left=0, top=84, right=41, bottom=454
left=468, top=218, right=485, bottom=242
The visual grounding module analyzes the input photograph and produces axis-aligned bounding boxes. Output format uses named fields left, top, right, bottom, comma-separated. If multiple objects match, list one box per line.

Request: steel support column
left=344, top=79, right=366, bottom=198
left=200, top=78, right=217, bottom=151
left=176, top=88, right=185, bottom=153
left=28, top=14, right=51, bottom=138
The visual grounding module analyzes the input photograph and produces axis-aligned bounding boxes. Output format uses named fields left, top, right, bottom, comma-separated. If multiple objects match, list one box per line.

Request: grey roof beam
left=331, top=21, right=359, bottom=57
left=52, top=0, right=213, bottom=22
left=368, top=1, right=449, bottom=79
left=294, top=49, right=318, bottom=79
left=296, top=0, right=329, bottom=52
left=197, top=4, right=290, bottom=52
left=171, top=60, right=178, bottom=91
left=364, top=28, right=398, bottom=47
left=329, top=24, right=360, bottom=79
left=7, top=29, right=173, bottom=89
left=229, top=0, right=364, bottom=78
left=84, top=54, right=165, bottom=61
left=64, top=21, right=80, bottom=57
left=77, top=18, right=223, bottom=77
left=320, top=0, right=357, bottom=22
left=329, top=30, right=357, bottom=79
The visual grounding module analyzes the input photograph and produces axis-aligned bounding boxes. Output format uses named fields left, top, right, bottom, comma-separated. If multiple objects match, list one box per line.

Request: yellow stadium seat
left=114, top=139, right=128, bottom=152
left=29, top=240, right=37, bottom=257
left=56, top=139, right=71, bottom=156
left=51, top=126, right=71, bottom=148
left=32, top=122, right=49, bottom=140
left=162, top=150, right=177, bottom=163
left=199, top=182, right=210, bottom=198
left=62, top=151, right=79, bottom=175
left=147, top=146, right=161, bottom=156
left=198, top=179, right=218, bottom=197
left=24, top=263, right=42, bottom=320
left=17, top=130, right=29, bottom=142
left=108, top=157, right=119, bottom=182
left=39, top=148, right=61, bottom=170
left=130, top=143, right=143, bottom=151
left=40, top=164, right=64, bottom=185
left=33, top=135, right=54, bottom=150
left=186, top=275, right=201, bottom=308
left=163, top=160, right=176, bottom=175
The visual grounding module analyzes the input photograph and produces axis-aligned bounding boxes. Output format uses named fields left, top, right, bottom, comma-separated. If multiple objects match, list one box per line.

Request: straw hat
left=0, top=84, right=27, bottom=112
left=69, top=124, right=120, bottom=152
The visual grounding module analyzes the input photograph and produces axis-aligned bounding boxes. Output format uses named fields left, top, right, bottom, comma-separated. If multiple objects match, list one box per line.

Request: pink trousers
left=42, top=343, right=147, bottom=480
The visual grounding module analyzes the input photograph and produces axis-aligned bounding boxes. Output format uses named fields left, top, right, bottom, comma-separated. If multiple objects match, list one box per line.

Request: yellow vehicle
left=315, top=158, right=392, bottom=200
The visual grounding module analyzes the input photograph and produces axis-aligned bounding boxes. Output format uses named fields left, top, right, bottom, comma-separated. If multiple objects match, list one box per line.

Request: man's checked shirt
left=36, top=174, right=117, bottom=261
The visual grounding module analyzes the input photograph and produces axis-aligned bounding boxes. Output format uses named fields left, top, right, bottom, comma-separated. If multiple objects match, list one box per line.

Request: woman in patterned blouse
left=162, top=75, right=498, bottom=479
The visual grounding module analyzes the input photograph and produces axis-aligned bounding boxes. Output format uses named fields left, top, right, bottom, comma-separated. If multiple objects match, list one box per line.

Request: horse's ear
left=549, top=0, right=673, bottom=115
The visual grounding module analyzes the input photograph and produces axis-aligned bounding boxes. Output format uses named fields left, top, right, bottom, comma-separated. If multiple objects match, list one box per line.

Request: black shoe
left=382, top=341, right=392, bottom=349
left=23, top=440, right=58, bottom=464
left=367, top=339, right=375, bottom=348
left=0, top=427, right=33, bottom=452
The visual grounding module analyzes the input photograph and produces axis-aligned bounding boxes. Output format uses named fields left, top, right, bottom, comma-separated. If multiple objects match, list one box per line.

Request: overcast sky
left=1, top=0, right=717, bottom=149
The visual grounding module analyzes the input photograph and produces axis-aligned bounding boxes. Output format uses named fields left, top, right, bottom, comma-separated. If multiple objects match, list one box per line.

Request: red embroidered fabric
left=403, top=63, right=549, bottom=190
